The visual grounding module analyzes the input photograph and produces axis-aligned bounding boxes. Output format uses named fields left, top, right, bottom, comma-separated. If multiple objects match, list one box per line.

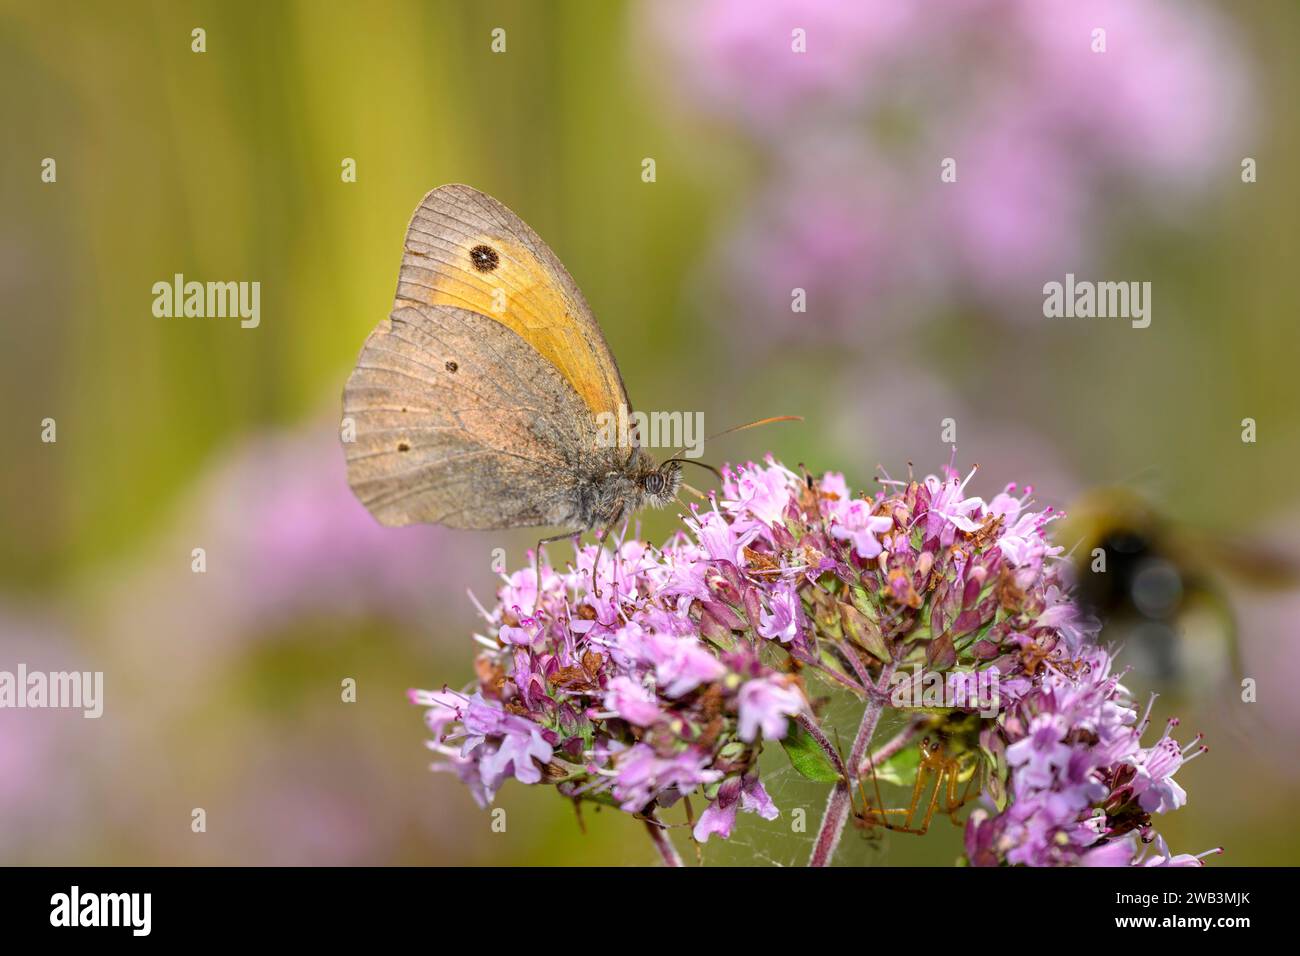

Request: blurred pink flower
left=99, top=417, right=480, bottom=682
left=932, top=123, right=1089, bottom=295
left=0, top=607, right=101, bottom=863
left=719, top=139, right=920, bottom=343
left=641, top=0, right=1253, bottom=333
left=1014, top=0, right=1250, bottom=183
left=202, top=421, right=469, bottom=630
left=639, top=0, right=915, bottom=133
left=833, top=362, right=1084, bottom=505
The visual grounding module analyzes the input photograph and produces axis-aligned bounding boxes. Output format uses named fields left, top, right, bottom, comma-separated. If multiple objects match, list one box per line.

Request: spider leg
left=868, top=758, right=938, bottom=835
left=854, top=742, right=896, bottom=831
left=903, top=763, right=945, bottom=835
left=857, top=743, right=985, bottom=838
left=896, top=760, right=935, bottom=832
left=944, top=753, right=983, bottom=826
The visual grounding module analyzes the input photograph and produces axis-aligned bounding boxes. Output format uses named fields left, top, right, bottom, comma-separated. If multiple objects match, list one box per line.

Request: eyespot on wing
left=394, top=184, right=630, bottom=419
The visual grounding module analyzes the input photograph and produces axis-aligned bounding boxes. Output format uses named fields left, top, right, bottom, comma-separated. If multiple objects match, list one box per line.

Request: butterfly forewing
left=395, top=184, right=630, bottom=419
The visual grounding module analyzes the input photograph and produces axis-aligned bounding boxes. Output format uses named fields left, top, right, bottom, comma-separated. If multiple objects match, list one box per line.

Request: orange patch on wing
left=411, top=235, right=623, bottom=417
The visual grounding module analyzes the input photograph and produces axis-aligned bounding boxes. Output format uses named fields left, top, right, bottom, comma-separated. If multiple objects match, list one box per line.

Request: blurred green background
left=2, top=0, right=1298, bottom=865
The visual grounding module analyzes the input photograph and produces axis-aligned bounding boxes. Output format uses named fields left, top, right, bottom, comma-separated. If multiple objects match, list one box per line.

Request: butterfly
left=342, top=185, right=776, bottom=563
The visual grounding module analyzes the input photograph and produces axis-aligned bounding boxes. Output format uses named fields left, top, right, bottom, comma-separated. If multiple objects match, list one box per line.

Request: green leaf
left=780, top=723, right=843, bottom=784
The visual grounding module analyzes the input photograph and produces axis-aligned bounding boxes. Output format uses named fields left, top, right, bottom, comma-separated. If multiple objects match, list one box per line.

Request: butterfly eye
left=644, top=472, right=665, bottom=496
left=469, top=244, right=500, bottom=273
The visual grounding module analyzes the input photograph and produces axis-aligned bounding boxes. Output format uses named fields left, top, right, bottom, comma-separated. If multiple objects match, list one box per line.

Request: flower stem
left=808, top=663, right=895, bottom=867
left=645, top=817, right=684, bottom=867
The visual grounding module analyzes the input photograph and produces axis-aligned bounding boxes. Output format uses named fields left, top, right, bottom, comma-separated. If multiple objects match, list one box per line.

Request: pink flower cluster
left=410, top=456, right=1213, bottom=864
left=966, top=643, right=1216, bottom=867
left=411, top=516, right=804, bottom=842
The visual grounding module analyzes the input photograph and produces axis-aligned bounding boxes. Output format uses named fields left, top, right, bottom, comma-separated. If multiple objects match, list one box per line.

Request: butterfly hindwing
left=343, top=303, right=596, bottom=530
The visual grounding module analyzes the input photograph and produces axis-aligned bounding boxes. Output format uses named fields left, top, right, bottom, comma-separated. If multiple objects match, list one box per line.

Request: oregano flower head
left=411, top=456, right=1211, bottom=864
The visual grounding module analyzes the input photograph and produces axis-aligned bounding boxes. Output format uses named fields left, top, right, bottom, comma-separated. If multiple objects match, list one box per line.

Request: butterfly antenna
left=664, top=415, right=803, bottom=465
left=677, top=459, right=724, bottom=482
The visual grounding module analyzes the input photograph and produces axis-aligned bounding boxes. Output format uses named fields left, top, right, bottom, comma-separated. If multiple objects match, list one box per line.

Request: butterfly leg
left=591, top=503, right=626, bottom=601
left=533, top=531, right=581, bottom=615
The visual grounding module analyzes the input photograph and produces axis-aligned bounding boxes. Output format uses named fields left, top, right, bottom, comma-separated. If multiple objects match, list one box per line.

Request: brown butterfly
left=342, top=185, right=789, bottom=563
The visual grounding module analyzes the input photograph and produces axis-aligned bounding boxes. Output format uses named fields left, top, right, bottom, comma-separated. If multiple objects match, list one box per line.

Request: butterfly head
left=640, top=459, right=683, bottom=509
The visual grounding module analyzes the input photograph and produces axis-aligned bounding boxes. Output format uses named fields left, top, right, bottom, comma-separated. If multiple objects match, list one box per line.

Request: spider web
left=679, top=680, right=972, bottom=868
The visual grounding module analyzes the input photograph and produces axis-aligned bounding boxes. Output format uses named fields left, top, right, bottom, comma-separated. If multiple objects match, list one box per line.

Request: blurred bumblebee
left=1059, top=488, right=1300, bottom=695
